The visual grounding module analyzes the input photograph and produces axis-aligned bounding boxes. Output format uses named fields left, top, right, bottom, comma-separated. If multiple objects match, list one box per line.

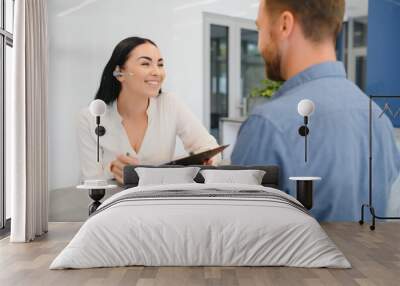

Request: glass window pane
left=5, top=44, right=12, bottom=219
left=1, top=0, right=3, bottom=29
left=6, top=0, right=14, bottom=33
left=210, top=24, right=229, bottom=141
left=240, top=29, right=264, bottom=100
left=335, top=24, right=346, bottom=63
left=353, top=18, right=367, bottom=48
left=0, top=38, right=3, bottom=228
left=343, top=22, right=348, bottom=70
left=355, top=55, right=367, bottom=92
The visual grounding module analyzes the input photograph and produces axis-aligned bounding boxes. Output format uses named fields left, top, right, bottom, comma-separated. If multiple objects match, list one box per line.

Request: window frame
left=203, top=12, right=257, bottom=131
left=343, top=17, right=368, bottom=91
left=1, top=0, right=14, bottom=231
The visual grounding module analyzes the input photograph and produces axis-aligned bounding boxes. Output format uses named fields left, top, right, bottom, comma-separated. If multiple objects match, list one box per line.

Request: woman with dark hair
left=78, top=37, right=220, bottom=183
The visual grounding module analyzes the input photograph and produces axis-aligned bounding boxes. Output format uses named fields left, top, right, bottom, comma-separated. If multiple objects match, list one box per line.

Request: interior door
left=204, top=13, right=263, bottom=142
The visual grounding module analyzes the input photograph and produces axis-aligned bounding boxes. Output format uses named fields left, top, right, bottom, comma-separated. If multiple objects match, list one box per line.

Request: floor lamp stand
left=359, top=96, right=400, bottom=230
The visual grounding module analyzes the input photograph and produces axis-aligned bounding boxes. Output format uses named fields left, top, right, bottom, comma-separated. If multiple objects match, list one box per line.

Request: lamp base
left=296, top=180, right=313, bottom=210
left=88, top=189, right=105, bottom=215
left=298, top=125, right=309, bottom=136
left=95, top=125, right=106, bottom=136
left=289, top=177, right=321, bottom=210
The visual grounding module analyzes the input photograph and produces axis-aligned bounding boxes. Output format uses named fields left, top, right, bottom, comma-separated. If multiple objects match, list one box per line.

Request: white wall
left=47, top=0, right=365, bottom=191
left=345, top=0, right=368, bottom=19
left=47, top=0, right=259, bottom=190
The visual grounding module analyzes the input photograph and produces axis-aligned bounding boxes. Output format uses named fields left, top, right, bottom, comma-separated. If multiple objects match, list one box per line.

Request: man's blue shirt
left=231, top=61, right=400, bottom=221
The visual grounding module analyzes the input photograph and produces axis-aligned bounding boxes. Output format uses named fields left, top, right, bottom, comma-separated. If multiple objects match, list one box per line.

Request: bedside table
left=77, top=183, right=120, bottom=215
left=289, top=177, right=321, bottom=210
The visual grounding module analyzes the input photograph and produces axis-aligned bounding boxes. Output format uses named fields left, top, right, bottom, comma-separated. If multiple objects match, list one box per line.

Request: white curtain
left=8, top=0, right=49, bottom=242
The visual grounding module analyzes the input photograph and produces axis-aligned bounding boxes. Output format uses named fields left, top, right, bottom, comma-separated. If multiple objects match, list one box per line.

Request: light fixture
left=89, top=99, right=107, bottom=162
left=297, top=99, right=315, bottom=162
left=77, top=99, right=116, bottom=216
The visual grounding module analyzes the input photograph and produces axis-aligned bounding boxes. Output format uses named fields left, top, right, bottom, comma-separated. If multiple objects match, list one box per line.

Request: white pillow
left=135, top=167, right=200, bottom=186
left=200, top=169, right=266, bottom=185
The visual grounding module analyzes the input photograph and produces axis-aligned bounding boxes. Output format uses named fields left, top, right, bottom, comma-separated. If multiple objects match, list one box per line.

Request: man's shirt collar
left=273, top=61, right=347, bottom=98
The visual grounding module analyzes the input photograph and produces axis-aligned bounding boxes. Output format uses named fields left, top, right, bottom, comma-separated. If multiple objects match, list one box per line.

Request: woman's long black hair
left=95, top=37, right=158, bottom=104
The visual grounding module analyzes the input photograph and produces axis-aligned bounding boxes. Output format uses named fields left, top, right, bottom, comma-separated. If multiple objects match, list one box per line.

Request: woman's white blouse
left=78, top=93, right=220, bottom=179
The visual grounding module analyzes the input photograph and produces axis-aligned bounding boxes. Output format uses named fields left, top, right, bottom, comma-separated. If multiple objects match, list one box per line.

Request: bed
left=50, top=165, right=350, bottom=269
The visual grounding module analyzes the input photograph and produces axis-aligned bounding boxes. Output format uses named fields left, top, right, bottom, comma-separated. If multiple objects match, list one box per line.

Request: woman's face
left=117, top=43, right=165, bottom=98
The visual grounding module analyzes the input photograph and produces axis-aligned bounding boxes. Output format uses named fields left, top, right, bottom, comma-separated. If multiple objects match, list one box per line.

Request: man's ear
left=279, top=11, right=294, bottom=39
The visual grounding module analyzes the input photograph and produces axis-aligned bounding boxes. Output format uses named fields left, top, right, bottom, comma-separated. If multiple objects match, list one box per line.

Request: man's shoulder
left=253, top=76, right=368, bottom=115
left=251, top=93, right=300, bottom=124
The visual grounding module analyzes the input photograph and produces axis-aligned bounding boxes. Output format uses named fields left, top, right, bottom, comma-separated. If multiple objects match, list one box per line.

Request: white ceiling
left=248, top=0, right=369, bottom=21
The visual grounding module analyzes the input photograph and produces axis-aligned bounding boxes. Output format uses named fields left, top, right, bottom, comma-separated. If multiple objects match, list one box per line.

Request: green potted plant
left=247, top=79, right=283, bottom=113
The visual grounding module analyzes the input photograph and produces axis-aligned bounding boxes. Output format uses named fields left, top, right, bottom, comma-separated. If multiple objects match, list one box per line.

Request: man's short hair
left=265, top=0, right=345, bottom=43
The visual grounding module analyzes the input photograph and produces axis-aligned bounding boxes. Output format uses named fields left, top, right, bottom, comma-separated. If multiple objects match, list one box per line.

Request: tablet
left=167, top=145, right=229, bottom=165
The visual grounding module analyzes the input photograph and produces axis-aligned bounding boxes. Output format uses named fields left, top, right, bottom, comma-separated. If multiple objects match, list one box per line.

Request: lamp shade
left=297, top=99, right=315, bottom=117
left=89, top=99, right=107, bottom=117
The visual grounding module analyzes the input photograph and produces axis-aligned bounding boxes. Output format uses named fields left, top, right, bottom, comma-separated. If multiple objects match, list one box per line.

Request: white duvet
left=50, top=183, right=351, bottom=269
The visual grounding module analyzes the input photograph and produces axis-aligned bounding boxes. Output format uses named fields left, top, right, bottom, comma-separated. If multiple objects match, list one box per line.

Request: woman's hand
left=110, top=154, right=139, bottom=184
left=203, top=158, right=215, bottom=166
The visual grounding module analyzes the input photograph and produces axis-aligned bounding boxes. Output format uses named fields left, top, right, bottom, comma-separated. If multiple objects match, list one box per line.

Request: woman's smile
left=145, top=79, right=161, bottom=87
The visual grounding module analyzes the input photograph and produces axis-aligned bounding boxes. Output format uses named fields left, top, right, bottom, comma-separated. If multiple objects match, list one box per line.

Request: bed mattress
left=50, top=183, right=350, bottom=269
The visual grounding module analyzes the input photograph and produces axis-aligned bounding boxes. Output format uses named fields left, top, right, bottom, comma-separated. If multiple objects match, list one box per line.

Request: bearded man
left=231, top=0, right=400, bottom=221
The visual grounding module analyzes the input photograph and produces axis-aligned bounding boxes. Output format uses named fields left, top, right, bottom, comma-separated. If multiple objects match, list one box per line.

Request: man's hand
left=110, top=154, right=139, bottom=184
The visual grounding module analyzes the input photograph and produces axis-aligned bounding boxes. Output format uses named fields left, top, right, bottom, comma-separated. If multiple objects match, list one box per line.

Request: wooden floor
left=0, top=222, right=399, bottom=286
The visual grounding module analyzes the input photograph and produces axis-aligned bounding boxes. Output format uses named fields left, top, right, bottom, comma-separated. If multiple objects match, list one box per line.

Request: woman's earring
left=113, top=70, right=122, bottom=77
left=113, top=65, right=122, bottom=78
